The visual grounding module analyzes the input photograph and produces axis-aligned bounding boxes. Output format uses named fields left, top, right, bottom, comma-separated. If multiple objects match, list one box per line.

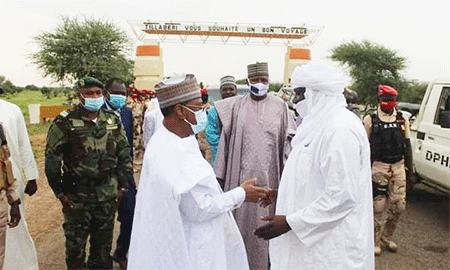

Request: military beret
left=76, top=76, right=104, bottom=90
left=378, top=85, right=398, bottom=97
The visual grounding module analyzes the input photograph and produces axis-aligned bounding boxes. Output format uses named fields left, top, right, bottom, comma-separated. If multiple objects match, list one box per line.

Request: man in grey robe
left=214, top=62, right=296, bottom=269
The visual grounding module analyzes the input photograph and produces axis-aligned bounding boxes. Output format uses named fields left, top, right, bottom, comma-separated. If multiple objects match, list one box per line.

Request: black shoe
left=112, top=251, right=127, bottom=270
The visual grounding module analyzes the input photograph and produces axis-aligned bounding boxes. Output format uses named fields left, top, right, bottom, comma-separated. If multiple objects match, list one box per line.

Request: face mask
left=183, top=106, right=207, bottom=134
left=380, top=100, right=397, bottom=112
left=249, top=82, right=269, bottom=96
left=109, top=94, right=127, bottom=109
left=81, top=94, right=104, bottom=111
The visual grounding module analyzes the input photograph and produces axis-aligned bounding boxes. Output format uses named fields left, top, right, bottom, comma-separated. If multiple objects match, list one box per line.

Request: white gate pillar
left=283, top=46, right=311, bottom=85
left=134, top=40, right=164, bottom=90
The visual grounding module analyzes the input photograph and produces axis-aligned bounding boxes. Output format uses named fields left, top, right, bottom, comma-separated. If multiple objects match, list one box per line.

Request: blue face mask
left=109, top=94, right=127, bottom=109
left=183, top=106, right=207, bottom=134
left=81, top=94, right=104, bottom=111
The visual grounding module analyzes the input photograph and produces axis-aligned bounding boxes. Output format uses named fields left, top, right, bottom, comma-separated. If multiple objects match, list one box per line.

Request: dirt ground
left=25, top=133, right=449, bottom=270
left=26, top=133, right=122, bottom=270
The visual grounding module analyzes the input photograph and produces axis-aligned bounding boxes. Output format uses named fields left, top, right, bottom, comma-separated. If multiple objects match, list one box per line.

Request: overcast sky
left=0, top=0, right=448, bottom=88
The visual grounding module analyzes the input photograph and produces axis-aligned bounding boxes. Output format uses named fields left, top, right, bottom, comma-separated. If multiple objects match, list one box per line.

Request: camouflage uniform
left=0, top=123, right=20, bottom=269
left=127, top=97, right=145, bottom=177
left=196, top=130, right=212, bottom=163
left=45, top=105, right=133, bottom=269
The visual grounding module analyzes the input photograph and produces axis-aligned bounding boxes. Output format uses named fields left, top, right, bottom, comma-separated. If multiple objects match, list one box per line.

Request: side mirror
left=439, top=111, right=450, bottom=128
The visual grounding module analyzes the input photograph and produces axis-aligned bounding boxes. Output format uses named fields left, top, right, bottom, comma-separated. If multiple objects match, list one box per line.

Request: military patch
left=106, top=124, right=118, bottom=130
left=59, top=111, right=69, bottom=118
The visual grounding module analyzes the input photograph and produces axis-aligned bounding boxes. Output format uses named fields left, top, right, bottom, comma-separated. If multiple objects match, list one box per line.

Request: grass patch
left=2, top=91, right=67, bottom=123
left=2, top=91, right=69, bottom=135
left=27, top=122, right=52, bottom=135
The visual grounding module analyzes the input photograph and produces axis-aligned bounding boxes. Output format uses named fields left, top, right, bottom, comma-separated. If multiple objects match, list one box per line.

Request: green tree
left=398, top=80, right=428, bottom=104
left=25, top=84, right=40, bottom=91
left=330, top=40, right=407, bottom=105
left=269, top=82, right=283, bottom=92
left=40, top=86, right=52, bottom=99
left=31, top=16, right=134, bottom=85
left=0, top=75, right=20, bottom=94
left=236, top=78, right=248, bottom=85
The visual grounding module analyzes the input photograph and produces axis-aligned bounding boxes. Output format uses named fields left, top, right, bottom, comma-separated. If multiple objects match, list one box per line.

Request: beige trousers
left=372, top=159, right=407, bottom=246
left=0, top=198, right=8, bottom=269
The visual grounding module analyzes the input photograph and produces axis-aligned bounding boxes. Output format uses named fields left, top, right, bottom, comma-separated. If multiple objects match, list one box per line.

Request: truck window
left=434, top=87, right=450, bottom=125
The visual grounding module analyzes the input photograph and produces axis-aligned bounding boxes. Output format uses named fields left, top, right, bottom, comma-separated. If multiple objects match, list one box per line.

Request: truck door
left=414, top=84, right=450, bottom=190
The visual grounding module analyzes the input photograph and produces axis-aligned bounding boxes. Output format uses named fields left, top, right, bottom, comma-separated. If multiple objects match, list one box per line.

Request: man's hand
left=240, top=178, right=269, bottom=203
left=254, top=215, right=291, bottom=240
left=217, top=178, right=225, bottom=190
left=115, top=188, right=127, bottom=204
left=60, top=195, right=74, bottom=214
left=24, top=179, right=38, bottom=196
left=259, top=188, right=277, bottom=208
left=8, top=199, right=21, bottom=228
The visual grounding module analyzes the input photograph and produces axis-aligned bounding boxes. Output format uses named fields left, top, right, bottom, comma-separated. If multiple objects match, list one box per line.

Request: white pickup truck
left=410, top=79, right=450, bottom=194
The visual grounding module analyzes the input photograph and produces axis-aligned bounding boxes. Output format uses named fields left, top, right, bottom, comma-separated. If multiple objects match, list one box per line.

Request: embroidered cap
left=247, top=62, right=269, bottom=78
left=155, top=74, right=201, bottom=109
left=220, top=75, right=236, bottom=89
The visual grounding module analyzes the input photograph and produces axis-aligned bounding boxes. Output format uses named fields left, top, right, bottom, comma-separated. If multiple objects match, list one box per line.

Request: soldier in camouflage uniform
left=0, top=122, right=21, bottom=269
left=127, top=87, right=155, bottom=182
left=45, top=77, right=133, bottom=270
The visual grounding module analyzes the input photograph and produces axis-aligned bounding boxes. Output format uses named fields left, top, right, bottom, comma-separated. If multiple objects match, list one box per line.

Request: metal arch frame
left=128, top=20, right=324, bottom=47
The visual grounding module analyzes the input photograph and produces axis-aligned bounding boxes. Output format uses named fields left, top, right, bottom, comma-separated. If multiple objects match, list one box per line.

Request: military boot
left=374, top=245, right=382, bottom=256
left=374, top=220, right=382, bottom=256
left=381, top=237, right=398, bottom=252
left=382, top=209, right=401, bottom=253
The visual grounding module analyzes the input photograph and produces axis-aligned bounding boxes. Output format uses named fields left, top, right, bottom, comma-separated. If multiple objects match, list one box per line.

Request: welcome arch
left=128, top=21, right=323, bottom=89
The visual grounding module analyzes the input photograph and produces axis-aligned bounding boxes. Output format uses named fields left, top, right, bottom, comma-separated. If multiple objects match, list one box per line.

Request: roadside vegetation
left=2, top=90, right=69, bottom=135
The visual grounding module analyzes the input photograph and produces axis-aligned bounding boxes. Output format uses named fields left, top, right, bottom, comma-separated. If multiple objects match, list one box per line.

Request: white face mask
left=294, top=99, right=307, bottom=117
left=249, top=82, right=269, bottom=96
left=182, top=106, right=207, bottom=134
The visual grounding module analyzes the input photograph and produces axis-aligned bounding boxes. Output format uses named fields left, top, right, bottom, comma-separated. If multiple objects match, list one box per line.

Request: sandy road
left=25, top=133, right=449, bottom=270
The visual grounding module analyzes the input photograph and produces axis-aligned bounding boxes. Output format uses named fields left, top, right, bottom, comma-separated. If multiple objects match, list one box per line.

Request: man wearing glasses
left=128, top=74, right=269, bottom=270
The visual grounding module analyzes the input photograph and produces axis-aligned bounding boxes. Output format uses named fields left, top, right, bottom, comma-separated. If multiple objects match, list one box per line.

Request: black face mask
left=292, top=87, right=306, bottom=103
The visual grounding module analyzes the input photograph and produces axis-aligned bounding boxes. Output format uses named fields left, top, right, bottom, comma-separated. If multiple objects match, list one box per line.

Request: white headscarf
left=290, top=61, right=347, bottom=147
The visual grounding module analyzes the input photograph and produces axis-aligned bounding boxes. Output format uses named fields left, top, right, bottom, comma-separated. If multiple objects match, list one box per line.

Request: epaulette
left=59, top=110, right=69, bottom=118
left=54, top=108, right=76, bottom=123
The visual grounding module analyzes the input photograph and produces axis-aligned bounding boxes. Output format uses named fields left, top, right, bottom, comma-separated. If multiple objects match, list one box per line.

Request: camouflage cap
left=247, top=62, right=269, bottom=78
left=155, top=74, right=201, bottom=109
left=76, top=76, right=104, bottom=90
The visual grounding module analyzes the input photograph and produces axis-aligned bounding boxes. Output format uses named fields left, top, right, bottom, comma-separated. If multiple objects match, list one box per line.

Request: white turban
left=290, top=61, right=348, bottom=147
left=291, top=61, right=346, bottom=96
